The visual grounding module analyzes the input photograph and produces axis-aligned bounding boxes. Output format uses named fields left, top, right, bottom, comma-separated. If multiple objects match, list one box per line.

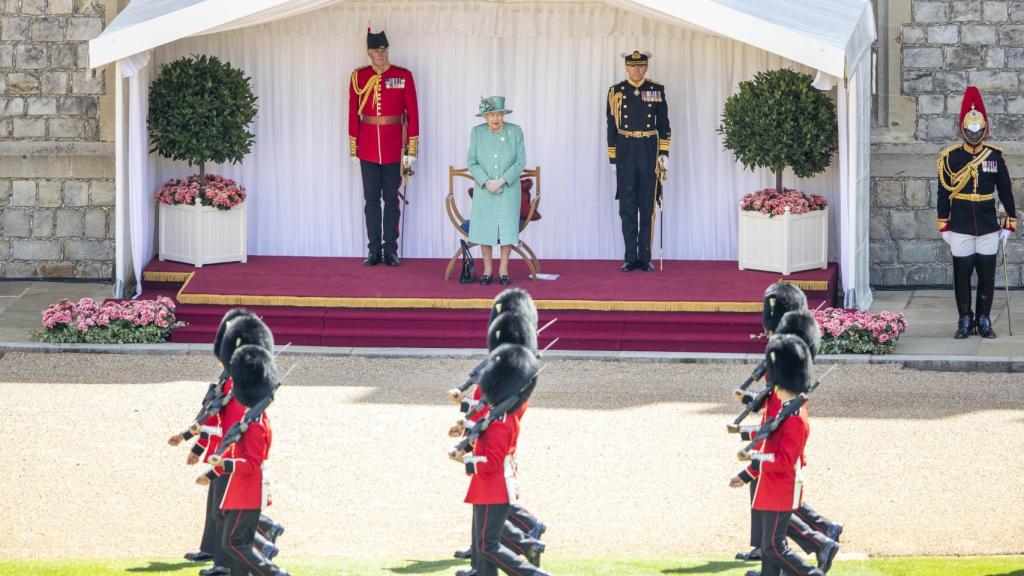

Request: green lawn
left=0, top=556, right=1021, bottom=576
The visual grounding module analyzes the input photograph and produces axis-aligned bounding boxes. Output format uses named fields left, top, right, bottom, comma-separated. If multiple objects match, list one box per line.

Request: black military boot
left=975, top=253, right=998, bottom=338
left=952, top=255, right=976, bottom=339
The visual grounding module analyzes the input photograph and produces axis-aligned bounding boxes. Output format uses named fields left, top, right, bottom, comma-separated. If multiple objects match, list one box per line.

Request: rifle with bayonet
left=446, top=319, right=557, bottom=405
left=736, top=364, right=835, bottom=461
left=208, top=362, right=298, bottom=467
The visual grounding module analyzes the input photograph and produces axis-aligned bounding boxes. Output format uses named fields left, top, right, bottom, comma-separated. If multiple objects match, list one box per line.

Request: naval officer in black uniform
left=607, top=50, right=671, bottom=272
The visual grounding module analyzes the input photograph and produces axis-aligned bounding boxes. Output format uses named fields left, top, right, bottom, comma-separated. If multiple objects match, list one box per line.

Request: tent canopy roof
left=90, top=0, right=873, bottom=77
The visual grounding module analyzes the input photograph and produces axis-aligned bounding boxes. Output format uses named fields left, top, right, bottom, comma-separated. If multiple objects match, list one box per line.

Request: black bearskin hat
left=219, top=314, right=274, bottom=368
left=489, top=288, right=538, bottom=327
left=765, top=334, right=812, bottom=394
left=762, top=282, right=808, bottom=334
left=487, top=312, right=538, bottom=353
left=213, top=308, right=253, bottom=358
left=479, top=343, right=539, bottom=412
left=775, top=309, right=822, bottom=359
left=229, top=345, right=277, bottom=407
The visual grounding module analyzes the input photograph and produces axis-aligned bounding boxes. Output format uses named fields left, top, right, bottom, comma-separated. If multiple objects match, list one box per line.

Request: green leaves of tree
left=148, top=55, right=258, bottom=177
left=718, top=68, right=838, bottom=182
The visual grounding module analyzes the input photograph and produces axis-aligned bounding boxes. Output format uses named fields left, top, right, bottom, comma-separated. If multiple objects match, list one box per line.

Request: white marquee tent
left=90, top=0, right=876, bottom=309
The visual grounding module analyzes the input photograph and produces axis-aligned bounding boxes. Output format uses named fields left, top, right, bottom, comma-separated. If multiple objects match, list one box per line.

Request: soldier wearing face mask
left=937, top=86, right=1016, bottom=339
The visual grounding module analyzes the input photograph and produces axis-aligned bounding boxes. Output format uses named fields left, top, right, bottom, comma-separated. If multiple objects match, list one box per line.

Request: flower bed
left=812, top=307, right=908, bottom=355
left=740, top=187, right=827, bottom=217
left=155, top=174, right=246, bottom=210
left=40, top=297, right=180, bottom=344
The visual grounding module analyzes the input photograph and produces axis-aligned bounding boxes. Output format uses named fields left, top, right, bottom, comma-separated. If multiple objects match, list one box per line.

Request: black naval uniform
left=937, top=142, right=1016, bottom=335
left=607, top=73, right=670, bottom=266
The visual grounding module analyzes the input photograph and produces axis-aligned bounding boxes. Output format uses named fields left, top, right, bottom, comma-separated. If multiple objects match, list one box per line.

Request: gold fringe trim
left=143, top=270, right=194, bottom=283
left=175, top=290, right=765, bottom=313
left=779, top=279, right=831, bottom=292
left=147, top=269, right=831, bottom=312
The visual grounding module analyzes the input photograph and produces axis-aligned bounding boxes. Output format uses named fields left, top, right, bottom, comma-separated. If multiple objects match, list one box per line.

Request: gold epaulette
left=986, top=143, right=1004, bottom=153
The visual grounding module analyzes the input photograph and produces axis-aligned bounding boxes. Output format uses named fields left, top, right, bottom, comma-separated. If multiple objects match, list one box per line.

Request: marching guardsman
left=937, top=86, right=1016, bottom=339
left=749, top=335, right=825, bottom=576
left=207, top=344, right=291, bottom=576
left=349, top=28, right=419, bottom=267
left=607, top=50, right=671, bottom=272
left=463, top=344, right=550, bottom=576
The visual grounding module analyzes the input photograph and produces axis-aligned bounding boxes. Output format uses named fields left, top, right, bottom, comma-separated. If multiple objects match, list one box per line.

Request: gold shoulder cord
left=938, top=146, right=991, bottom=199
left=608, top=89, right=623, bottom=130
left=351, top=71, right=380, bottom=116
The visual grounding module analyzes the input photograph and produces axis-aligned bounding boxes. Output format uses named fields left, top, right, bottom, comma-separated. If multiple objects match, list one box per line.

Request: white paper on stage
left=95, top=0, right=875, bottom=309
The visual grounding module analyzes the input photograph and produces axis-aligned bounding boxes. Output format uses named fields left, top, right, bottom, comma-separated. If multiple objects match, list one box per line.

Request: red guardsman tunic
left=752, top=400, right=810, bottom=512
left=348, top=64, right=419, bottom=164
left=219, top=413, right=272, bottom=510
left=464, top=412, right=520, bottom=505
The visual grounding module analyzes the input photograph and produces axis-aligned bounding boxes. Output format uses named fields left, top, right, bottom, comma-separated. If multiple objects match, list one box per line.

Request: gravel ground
left=0, top=352, right=1021, bottom=560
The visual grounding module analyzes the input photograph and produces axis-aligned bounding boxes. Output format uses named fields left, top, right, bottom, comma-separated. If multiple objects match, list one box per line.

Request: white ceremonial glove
left=350, top=156, right=359, bottom=166
left=1000, top=228, right=1012, bottom=248
left=658, top=154, right=668, bottom=167
left=941, top=231, right=951, bottom=245
left=402, top=155, right=416, bottom=166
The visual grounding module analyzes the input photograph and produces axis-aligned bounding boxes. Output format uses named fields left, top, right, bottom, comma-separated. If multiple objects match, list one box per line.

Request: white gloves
left=999, top=228, right=1012, bottom=247
left=658, top=154, right=668, bottom=167
left=402, top=155, right=416, bottom=166
left=484, top=178, right=505, bottom=194
left=941, top=231, right=951, bottom=245
left=350, top=156, right=359, bottom=166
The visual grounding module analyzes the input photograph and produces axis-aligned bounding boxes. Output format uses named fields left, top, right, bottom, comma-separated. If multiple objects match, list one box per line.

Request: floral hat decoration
left=477, top=95, right=513, bottom=117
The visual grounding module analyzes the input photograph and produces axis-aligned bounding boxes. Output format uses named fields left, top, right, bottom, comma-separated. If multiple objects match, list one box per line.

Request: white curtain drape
left=145, top=1, right=842, bottom=262
left=124, top=51, right=154, bottom=297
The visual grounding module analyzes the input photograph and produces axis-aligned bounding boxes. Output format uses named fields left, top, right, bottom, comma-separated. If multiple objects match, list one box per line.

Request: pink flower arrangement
left=812, top=307, right=908, bottom=355
left=740, top=187, right=827, bottom=217
left=40, top=296, right=180, bottom=343
left=155, top=174, right=246, bottom=210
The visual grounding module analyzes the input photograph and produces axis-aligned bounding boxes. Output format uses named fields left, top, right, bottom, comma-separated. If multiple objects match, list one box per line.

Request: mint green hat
left=476, top=95, right=512, bottom=117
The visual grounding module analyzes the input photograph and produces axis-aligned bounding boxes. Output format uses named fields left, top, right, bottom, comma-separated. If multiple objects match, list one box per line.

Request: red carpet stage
left=141, top=256, right=838, bottom=352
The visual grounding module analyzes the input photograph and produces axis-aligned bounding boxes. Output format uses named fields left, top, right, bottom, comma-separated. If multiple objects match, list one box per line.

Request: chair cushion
left=467, top=179, right=541, bottom=221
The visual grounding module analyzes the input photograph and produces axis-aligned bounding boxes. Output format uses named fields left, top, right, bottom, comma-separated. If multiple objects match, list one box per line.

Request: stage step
left=138, top=257, right=839, bottom=353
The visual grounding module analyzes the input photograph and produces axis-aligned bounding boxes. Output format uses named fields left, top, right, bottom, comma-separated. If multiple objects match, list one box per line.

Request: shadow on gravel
left=387, top=559, right=464, bottom=573
left=3, top=354, right=1023, bottom=420
left=126, top=561, right=195, bottom=572
left=662, top=560, right=748, bottom=574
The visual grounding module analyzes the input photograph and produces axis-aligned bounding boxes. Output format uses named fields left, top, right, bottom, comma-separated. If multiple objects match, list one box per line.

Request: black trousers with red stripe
left=759, top=511, right=825, bottom=576
left=507, top=504, right=542, bottom=534
left=223, top=509, right=287, bottom=576
left=199, top=477, right=219, bottom=555
left=749, top=481, right=834, bottom=553
left=472, top=504, right=547, bottom=576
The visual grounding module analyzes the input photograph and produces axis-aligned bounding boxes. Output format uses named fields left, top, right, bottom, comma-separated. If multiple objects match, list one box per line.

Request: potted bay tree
left=150, top=54, right=258, bottom=267
left=718, top=68, right=837, bottom=275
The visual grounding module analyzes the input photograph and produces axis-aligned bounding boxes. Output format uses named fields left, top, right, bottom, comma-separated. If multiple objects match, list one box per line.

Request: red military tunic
left=464, top=412, right=521, bottom=505
left=219, top=413, right=272, bottom=510
left=742, top=390, right=782, bottom=482
left=752, top=399, right=810, bottom=512
left=348, top=64, right=419, bottom=164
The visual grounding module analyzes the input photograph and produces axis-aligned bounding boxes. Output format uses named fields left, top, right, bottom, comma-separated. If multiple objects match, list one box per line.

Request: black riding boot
left=952, top=255, right=976, bottom=339
left=975, top=253, right=998, bottom=338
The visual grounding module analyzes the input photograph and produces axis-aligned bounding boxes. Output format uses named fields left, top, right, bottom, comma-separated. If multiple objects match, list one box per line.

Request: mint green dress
left=467, top=122, right=526, bottom=246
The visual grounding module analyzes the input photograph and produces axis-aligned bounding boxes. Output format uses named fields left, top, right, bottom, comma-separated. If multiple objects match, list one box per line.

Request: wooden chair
left=444, top=165, right=541, bottom=280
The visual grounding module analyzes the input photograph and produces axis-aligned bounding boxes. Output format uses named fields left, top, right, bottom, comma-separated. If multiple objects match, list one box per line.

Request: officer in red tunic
left=937, top=86, right=1016, bottom=339
left=463, top=344, right=549, bottom=576
left=749, top=335, right=824, bottom=576
left=349, top=28, right=419, bottom=267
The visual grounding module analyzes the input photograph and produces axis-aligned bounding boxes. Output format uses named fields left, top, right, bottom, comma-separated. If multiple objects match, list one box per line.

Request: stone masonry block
left=11, top=180, right=36, bottom=206
left=62, top=180, right=88, bottom=206
left=64, top=239, right=113, bottom=260
left=37, top=180, right=61, bottom=207
left=904, top=47, right=945, bottom=68
left=89, top=180, right=113, bottom=206
left=84, top=208, right=105, bottom=238
left=2, top=209, right=33, bottom=237
left=54, top=209, right=82, bottom=237
left=31, top=209, right=53, bottom=237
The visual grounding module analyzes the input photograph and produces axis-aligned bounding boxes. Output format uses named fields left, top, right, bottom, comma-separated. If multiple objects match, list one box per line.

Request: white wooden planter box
left=737, top=206, right=828, bottom=275
left=158, top=202, right=247, bottom=267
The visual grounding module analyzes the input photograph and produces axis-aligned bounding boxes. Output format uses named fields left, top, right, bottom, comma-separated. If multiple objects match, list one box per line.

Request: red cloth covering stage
left=142, top=256, right=838, bottom=352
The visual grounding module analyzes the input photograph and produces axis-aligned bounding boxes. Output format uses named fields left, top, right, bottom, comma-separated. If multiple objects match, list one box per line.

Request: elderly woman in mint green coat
left=467, top=96, right=526, bottom=286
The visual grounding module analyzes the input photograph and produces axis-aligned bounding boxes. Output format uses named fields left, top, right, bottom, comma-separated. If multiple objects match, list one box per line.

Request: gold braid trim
left=609, top=88, right=623, bottom=131
left=351, top=70, right=380, bottom=117
left=938, top=146, right=991, bottom=200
